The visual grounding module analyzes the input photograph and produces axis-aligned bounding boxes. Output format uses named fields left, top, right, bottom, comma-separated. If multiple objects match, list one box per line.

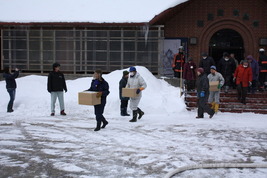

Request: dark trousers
left=94, top=100, right=107, bottom=123
left=7, top=88, right=16, bottom=112
left=174, top=71, right=181, bottom=78
left=259, top=72, right=267, bottom=88
left=185, top=80, right=195, bottom=91
left=248, top=80, right=257, bottom=93
left=237, top=84, right=248, bottom=103
left=197, top=96, right=214, bottom=117
left=120, top=100, right=129, bottom=109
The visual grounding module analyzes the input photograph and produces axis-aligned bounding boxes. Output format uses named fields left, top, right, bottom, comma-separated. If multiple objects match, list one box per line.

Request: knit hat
left=201, top=52, right=208, bottom=57
left=123, top=70, right=129, bottom=76
left=52, top=62, right=60, bottom=69
left=210, top=65, right=216, bottom=70
left=197, top=68, right=204, bottom=74
left=129, top=66, right=136, bottom=72
left=223, top=52, right=230, bottom=57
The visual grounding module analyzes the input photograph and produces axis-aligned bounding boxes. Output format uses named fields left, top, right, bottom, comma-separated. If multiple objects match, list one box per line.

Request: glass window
left=43, top=41, right=54, bottom=50
left=124, top=41, right=135, bottom=51
left=110, top=41, right=121, bottom=51
left=11, top=40, right=27, bottom=49
left=110, top=52, right=121, bottom=61
left=29, top=41, right=40, bottom=50
left=96, top=41, right=107, bottom=50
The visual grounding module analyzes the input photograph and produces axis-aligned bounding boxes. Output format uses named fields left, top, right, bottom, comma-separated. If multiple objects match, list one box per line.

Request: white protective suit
left=126, top=72, right=147, bottom=110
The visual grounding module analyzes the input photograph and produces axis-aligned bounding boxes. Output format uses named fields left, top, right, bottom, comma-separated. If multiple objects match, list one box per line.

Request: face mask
left=130, top=72, right=135, bottom=77
left=243, top=65, right=248, bottom=68
left=225, top=58, right=229, bottom=61
left=203, top=57, right=207, bottom=59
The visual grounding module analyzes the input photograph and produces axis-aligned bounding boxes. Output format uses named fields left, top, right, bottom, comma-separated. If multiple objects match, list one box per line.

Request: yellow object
left=211, top=102, right=215, bottom=110
left=214, top=103, right=219, bottom=113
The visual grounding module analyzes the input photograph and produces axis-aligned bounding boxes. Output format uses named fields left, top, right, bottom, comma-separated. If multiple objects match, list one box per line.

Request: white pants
left=130, top=96, right=141, bottom=111
left=208, top=91, right=220, bottom=104
left=51, top=91, right=65, bottom=113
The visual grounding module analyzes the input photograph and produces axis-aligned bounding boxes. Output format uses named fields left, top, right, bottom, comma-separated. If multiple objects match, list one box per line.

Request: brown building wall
left=164, top=0, right=267, bottom=64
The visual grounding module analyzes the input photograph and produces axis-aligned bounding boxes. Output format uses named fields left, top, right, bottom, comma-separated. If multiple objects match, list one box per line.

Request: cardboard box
left=78, top=91, right=101, bottom=105
left=122, top=88, right=139, bottom=98
left=209, top=81, right=219, bottom=91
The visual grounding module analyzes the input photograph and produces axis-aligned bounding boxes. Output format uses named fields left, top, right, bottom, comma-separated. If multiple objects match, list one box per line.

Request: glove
left=96, top=92, right=102, bottom=98
left=249, top=81, right=252, bottom=86
left=217, top=84, right=222, bottom=89
left=233, top=77, right=236, bottom=82
left=136, top=88, right=141, bottom=94
left=64, top=89, right=67, bottom=93
left=200, top=91, right=205, bottom=97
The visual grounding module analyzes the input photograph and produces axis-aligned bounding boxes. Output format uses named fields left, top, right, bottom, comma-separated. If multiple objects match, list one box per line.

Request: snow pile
left=0, top=66, right=186, bottom=117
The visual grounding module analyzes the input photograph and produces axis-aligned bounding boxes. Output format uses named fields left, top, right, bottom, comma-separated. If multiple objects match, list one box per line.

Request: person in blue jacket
left=87, top=70, right=110, bottom=131
left=3, top=67, right=19, bottom=112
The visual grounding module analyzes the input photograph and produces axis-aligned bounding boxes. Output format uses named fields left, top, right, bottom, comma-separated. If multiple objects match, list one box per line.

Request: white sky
left=0, top=0, right=187, bottom=23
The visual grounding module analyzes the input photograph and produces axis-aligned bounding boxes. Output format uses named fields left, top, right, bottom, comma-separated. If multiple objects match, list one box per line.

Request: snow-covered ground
left=1, top=66, right=267, bottom=177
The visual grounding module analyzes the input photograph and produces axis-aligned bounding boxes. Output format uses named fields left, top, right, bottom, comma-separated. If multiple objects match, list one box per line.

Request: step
left=186, top=107, right=267, bottom=114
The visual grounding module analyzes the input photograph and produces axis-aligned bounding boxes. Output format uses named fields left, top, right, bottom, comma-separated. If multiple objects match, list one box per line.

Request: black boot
left=129, top=110, right=138, bottom=122
left=101, top=117, right=108, bottom=128
left=121, top=108, right=126, bottom=116
left=94, top=121, right=101, bottom=131
left=123, top=107, right=130, bottom=116
left=137, top=108, right=144, bottom=119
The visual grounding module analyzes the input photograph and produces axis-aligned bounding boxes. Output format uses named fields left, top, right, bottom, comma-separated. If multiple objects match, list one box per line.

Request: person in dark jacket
left=259, top=48, right=267, bottom=91
left=199, top=52, right=215, bottom=75
left=233, top=60, right=253, bottom=104
left=3, top=67, right=19, bottom=112
left=172, top=46, right=185, bottom=78
left=247, top=55, right=259, bottom=94
left=183, top=57, right=196, bottom=91
left=119, top=70, right=130, bottom=116
left=47, top=62, right=67, bottom=116
left=196, top=68, right=215, bottom=119
left=217, top=52, right=236, bottom=93
left=87, top=70, right=110, bottom=131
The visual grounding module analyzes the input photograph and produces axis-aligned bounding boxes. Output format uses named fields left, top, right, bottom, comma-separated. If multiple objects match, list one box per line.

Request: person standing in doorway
left=207, top=66, right=225, bottom=113
left=199, top=52, right=215, bottom=75
left=3, top=67, right=19, bottom=113
left=47, top=62, right=67, bottom=116
left=87, top=70, right=110, bottom=131
left=172, top=46, right=185, bottom=78
left=196, top=68, right=215, bottom=119
left=233, top=60, right=252, bottom=105
left=183, top=57, right=196, bottom=91
left=119, top=70, right=130, bottom=116
left=217, top=52, right=236, bottom=93
left=230, top=53, right=239, bottom=68
left=126, top=67, right=147, bottom=122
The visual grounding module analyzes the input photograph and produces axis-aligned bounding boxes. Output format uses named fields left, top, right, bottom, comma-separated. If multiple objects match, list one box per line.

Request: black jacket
left=259, top=53, right=267, bottom=71
left=119, top=77, right=129, bottom=100
left=88, top=78, right=110, bottom=104
left=218, top=58, right=236, bottom=77
left=196, top=73, right=209, bottom=98
left=199, top=56, right=215, bottom=75
left=47, top=71, right=67, bottom=92
left=3, top=71, right=19, bottom=89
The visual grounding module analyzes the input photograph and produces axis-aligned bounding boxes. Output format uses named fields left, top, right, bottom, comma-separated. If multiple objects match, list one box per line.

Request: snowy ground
left=1, top=67, right=267, bottom=177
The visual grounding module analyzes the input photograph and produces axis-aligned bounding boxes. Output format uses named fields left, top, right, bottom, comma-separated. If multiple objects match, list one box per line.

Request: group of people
left=3, top=63, right=146, bottom=132
left=172, top=47, right=267, bottom=118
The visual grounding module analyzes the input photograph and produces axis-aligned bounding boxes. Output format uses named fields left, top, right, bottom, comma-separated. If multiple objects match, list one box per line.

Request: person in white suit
left=126, top=67, right=147, bottom=122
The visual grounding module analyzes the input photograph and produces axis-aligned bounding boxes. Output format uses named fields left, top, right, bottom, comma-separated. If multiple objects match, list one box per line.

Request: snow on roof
left=0, top=0, right=187, bottom=23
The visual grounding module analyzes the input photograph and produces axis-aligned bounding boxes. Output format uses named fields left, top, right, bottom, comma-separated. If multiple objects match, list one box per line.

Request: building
left=1, top=0, right=267, bottom=75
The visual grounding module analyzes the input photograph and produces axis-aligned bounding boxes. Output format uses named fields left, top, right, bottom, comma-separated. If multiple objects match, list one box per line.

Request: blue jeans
left=7, top=88, right=16, bottom=112
left=51, top=91, right=65, bottom=113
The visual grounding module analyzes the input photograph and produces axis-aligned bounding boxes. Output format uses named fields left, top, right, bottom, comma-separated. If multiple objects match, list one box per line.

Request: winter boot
left=211, top=102, right=215, bottom=110
left=120, top=108, right=125, bottom=116
left=214, top=103, right=219, bottom=113
left=129, top=110, right=138, bottom=122
left=101, top=117, right=108, bottom=128
left=60, top=110, right=67, bottom=116
left=124, top=107, right=130, bottom=116
left=94, top=121, right=101, bottom=131
left=209, top=109, right=215, bottom=119
left=137, top=108, right=144, bottom=119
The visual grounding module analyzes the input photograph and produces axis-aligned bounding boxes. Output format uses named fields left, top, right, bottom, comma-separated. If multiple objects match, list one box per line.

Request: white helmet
left=259, top=48, right=265, bottom=52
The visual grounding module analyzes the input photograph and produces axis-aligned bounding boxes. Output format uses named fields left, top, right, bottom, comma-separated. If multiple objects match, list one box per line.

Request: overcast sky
left=0, top=0, right=187, bottom=23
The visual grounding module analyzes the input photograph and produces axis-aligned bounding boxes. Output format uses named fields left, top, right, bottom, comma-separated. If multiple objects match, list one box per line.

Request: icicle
left=142, top=23, right=149, bottom=46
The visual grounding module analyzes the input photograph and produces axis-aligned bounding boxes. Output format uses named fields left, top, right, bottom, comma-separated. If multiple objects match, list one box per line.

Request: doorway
left=209, top=29, right=244, bottom=66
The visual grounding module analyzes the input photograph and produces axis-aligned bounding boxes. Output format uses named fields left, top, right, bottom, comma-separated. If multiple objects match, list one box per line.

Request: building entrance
left=209, top=29, right=244, bottom=66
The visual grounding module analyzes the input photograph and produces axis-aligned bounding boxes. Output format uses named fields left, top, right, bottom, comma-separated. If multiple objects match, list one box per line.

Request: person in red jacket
left=233, top=60, right=252, bottom=105
left=183, top=57, right=196, bottom=91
